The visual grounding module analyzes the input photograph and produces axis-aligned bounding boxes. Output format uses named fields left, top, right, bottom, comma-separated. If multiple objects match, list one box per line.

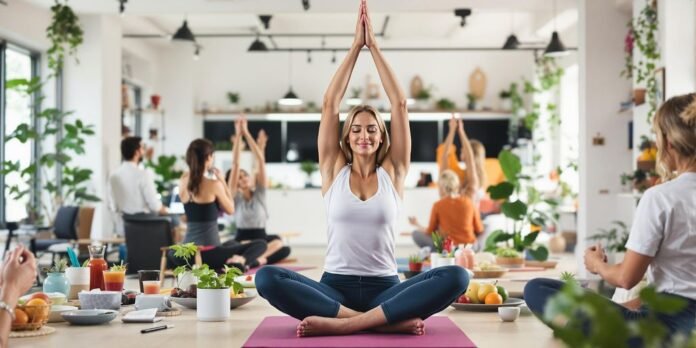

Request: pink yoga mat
left=242, top=316, right=477, bottom=348
left=245, top=265, right=316, bottom=275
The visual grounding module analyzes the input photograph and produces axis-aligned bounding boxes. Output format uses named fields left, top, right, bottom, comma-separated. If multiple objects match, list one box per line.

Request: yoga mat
left=242, top=316, right=477, bottom=348
left=245, top=265, right=316, bottom=275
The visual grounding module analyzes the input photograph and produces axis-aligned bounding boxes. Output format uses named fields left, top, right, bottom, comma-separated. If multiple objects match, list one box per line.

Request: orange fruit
left=13, top=308, right=29, bottom=325
left=29, top=292, right=50, bottom=304
left=484, top=292, right=503, bottom=305
left=24, top=299, right=49, bottom=322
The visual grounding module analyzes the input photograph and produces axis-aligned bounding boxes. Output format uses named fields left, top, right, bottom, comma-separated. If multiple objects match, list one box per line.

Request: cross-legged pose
left=228, top=117, right=291, bottom=265
left=255, top=0, right=468, bottom=337
left=525, top=93, right=696, bottom=338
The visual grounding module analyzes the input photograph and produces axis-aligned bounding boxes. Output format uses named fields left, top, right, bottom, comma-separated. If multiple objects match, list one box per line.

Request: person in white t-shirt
left=525, top=93, right=696, bottom=339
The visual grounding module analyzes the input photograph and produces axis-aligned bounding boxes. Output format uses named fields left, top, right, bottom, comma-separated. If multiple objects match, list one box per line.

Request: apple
left=457, top=294, right=472, bottom=304
left=477, top=283, right=497, bottom=303
left=465, top=282, right=480, bottom=304
left=29, top=292, right=51, bottom=304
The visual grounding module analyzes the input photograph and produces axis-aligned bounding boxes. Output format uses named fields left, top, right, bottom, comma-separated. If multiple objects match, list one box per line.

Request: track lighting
left=306, top=50, right=312, bottom=63
left=172, top=20, right=196, bottom=42
left=118, top=0, right=127, bottom=16
left=331, top=50, right=337, bottom=64
left=259, top=15, right=272, bottom=30
left=302, top=0, right=310, bottom=11
left=454, top=8, right=472, bottom=27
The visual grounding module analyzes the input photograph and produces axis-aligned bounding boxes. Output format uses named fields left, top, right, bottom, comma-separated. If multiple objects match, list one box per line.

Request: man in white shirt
left=109, top=137, right=169, bottom=235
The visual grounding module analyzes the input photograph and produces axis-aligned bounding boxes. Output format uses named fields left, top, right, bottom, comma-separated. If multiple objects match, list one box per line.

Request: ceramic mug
left=498, top=306, right=521, bottom=322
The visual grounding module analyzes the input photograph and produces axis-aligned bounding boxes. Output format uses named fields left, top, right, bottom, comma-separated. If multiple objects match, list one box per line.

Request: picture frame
left=654, top=67, right=665, bottom=106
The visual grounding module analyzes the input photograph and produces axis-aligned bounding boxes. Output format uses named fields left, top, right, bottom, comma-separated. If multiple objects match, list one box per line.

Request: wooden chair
left=159, top=246, right=202, bottom=288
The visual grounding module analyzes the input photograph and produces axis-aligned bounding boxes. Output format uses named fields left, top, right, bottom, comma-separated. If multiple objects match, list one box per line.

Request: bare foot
left=257, top=256, right=268, bottom=266
left=373, top=318, right=425, bottom=335
left=296, top=316, right=354, bottom=337
left=226, top=255, right=245, bottom=264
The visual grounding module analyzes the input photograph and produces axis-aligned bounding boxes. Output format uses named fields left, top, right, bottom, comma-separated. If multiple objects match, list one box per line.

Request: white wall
left=63, top=15, right=123, bottom=239
left=658, top=0, right=696, bottom=98
left=577, top=0, right=632, bottom=276
left=0, top=1, right=51, bottom=51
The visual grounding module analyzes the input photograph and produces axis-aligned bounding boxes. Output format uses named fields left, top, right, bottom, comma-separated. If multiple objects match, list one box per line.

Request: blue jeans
left=256, top=265, right=468, bottom=324
left=524, top=278, right=696, bottom=336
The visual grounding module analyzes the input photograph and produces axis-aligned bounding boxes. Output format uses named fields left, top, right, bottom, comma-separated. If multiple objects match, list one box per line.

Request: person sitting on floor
left=408, top=169, right=483, bottom=251
left=228, top=118, right=290, bottom=264
left=0, top=246, right=38, bottom=348
left=174, top=138, right=267, bottom=272
left=255, top=0, right=468, bottom=337
left=524, top=93, right=696, bottom=339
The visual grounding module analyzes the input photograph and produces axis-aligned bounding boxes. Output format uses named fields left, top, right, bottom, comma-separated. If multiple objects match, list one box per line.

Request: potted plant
left=414, top=85, right=434, bottom=110
left=408, top=254, right=423, bottom=272
left=435, top=98, right=456, bottom=111
left=431, top=231, right=454, bottom=268
left=495, top=248, right=524, bottom=268
left=170, top=243, right=200, bottom=291
left=227, top=92, right=240, bottom=110
left=484, top=150, right=550, bottom=262
left=43, top=259, right=70, bottom=296
left=466, top=93, right=477, bottom=110
left=300, top=161, right=318, bottom=188
left=499, top=89, right=512, bottom=111
left=192, top=264, right=243, bottom=322
left=145, top=155, right=183, bottom=203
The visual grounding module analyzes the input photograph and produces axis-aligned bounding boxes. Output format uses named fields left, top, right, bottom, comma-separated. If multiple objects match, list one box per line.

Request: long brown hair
left=339, top=105, right=390, bottom=165
left=470, top=140, right=487, bottom=189
left=186, top=138, right=214, bottom=195
left=653, top=93, right=696, bottom=180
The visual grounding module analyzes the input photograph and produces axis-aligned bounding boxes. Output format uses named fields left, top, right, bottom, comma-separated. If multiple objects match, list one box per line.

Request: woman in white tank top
left=255, top=0, right=469, bottom=337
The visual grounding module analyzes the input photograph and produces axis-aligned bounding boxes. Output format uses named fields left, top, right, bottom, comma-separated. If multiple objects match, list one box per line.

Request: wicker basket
left=11, top=304, right=50, bottom=332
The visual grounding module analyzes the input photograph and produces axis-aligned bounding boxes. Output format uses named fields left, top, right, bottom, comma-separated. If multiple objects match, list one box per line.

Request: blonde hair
left=470, top=140, right=488, bottom=189
left=653, top=93, right=696, bottom=180
left=439, top=170, right=461, bottom=195
left=340, top=105, right=391, bottom=165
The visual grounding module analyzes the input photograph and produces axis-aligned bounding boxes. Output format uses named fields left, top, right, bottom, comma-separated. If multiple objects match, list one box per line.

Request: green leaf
left=485, top=230, right=511, bottom=252
left=640, top=287, right=688, bottom=315
left=527, top=245, right=549, bottom=261
left=501, top=200, right=527, bottom=220
left=498, top=150, right=522, bottom=182
left=522, top=232, right=539, bottom=246
left=487, top=182, right=515, bottom=200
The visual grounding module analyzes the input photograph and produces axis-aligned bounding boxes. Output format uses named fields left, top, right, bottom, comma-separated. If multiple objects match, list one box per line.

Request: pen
left=141, top=324, right=174, bottom=334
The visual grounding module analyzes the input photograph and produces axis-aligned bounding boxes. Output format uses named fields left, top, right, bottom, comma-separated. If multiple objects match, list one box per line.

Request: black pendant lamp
left=248, top=35, right=268, bottom=52
left=279, top=52, right=302, bottom=106
left=544, top=0, right=568, bottom=57
left=172, top=20, right=195, bottom=42
left=502, top=34, right=520, bottom=50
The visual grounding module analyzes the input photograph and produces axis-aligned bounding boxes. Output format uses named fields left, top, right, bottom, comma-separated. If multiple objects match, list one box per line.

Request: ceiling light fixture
left=502, top=12, right=520, bottom=50
left=331, top=50, right=337, bottom=64
left=118, top=0, right=127, bottom=16
left=279, top=52, right=302, bottom=106
left=306, top=50, right=312, bottom=63
left=454, top=8, right=472, bottom=27
left=259, top=15, right=272, bottom=30
left=193, top=45, right=201, bottom=61
left=544, top=0, right=568, bottom=57
left=248, top=34, right=268, bottom=52
left=172, top=19, right=196, bottom=42
left=302, top=0, right=310, bottom=11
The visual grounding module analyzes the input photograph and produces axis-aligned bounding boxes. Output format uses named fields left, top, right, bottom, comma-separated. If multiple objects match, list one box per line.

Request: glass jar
left=88, top=245, right=108, bottom=290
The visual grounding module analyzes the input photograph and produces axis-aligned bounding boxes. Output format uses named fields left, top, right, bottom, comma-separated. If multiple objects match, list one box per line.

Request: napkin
left=122, top=308, right=163, bottom=323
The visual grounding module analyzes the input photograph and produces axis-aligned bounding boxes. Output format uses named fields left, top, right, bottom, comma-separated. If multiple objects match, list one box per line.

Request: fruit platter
left=472, top=262, right=508, bottom=279
left=451, top=281, right=524, bottom=312
left=168, top=284, right=256, bottom=309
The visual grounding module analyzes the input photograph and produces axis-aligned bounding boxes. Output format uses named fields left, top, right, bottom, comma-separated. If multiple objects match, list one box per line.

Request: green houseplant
left=484, top=150, right=550, bottom=261
left=587, top=221, right=630, bottom=254
left=495, top=247, right=524, bottom=268
left=170, top=243, right=200, bottom=290
left=192, top=264, right=243, bottom=322
left=435, top=98, right=456, bottom=111
left=631, top=2, right=660, bottom=123
left=300, top=161, right=318, bottom=188
left=145, top=155, right=183, bottom=201
left=46, top=0, right=84, bottom=73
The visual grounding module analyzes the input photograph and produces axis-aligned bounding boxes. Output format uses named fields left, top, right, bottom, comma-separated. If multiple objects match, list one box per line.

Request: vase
left=43, top=272, right=70, bottom=296
left=549, top=234, right=567, bottom=253
left=197, top=288, right=231, bottom=322
left=430, top=253, right=441, bottom=268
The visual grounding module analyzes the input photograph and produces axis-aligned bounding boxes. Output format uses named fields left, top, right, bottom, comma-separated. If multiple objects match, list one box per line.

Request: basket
left=11, top=304, right=50, bottom=332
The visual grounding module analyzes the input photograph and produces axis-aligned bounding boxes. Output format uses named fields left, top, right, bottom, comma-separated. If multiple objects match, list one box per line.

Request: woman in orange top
left=409, top=170, right=484, bottom=249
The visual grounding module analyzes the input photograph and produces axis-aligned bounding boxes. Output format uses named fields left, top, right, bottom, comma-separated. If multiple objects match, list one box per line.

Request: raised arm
left=229, top=119, right=242, bottom=194
left=241, top=119, right=266, bottom=188
left=441, top=116, right=457, bottom=175
left=457, top=119, right=479, bottom=199
left=318, top=0, right=366, bottom=192
left=364, top=0, right=410, bottom=182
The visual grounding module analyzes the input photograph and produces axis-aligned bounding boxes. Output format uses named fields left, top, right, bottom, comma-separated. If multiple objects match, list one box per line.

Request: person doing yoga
left=255, top=0, right=468, bottom=337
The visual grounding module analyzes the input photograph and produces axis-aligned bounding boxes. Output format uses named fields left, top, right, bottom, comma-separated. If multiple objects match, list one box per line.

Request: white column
left=577, top=0, right=632, bottom=277
left=63, top=15, right=122, bottom=239
left=659, top=0, right=696, bottom=98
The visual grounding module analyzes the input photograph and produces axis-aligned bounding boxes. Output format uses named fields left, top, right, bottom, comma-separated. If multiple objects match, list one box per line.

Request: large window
left=1, top=41, right=39, bottom=224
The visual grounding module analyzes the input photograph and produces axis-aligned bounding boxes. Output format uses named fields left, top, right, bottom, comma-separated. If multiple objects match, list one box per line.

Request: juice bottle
left=455, top=244, right=468, bottom=268
left=88, top=245, right=108, bottom=290
left=463, top=245, right=476, bottom=270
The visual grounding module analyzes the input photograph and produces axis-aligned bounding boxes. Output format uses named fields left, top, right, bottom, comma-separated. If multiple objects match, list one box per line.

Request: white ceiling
left=21, top=0, right=580, bottom=48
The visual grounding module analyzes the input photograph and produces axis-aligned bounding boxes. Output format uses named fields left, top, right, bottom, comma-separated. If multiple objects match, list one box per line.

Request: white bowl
left=78, top=291, right=121, bottom=310
left=498, top=306, right=520, bottom=322
left=48, top=305, right=78, bottom=322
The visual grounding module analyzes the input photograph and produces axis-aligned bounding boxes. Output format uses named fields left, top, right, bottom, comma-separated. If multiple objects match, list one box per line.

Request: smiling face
left=238, top=169, right=252, bottom=190
left=348, top=112, right=383, bottom=158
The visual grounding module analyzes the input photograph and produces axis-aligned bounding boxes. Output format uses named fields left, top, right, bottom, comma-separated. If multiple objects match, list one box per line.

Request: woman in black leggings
left=228, top=117, right=290, bottom=264
left=174, top=138, right=267, bottom=271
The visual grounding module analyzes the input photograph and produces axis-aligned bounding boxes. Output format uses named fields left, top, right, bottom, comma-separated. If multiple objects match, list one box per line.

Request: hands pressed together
left=353, top=0, right=377, bottom=50
left=584, top=243, right=608, bottom=275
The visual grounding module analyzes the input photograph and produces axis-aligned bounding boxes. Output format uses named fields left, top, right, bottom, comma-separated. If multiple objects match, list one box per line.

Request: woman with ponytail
left=174, top=138, right=267, bottom=271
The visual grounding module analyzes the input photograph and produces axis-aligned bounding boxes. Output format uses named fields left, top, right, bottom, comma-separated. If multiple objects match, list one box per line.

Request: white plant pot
left=197, top=288, right=231, bottom=322
left=437, top=257, right=455, bottom=268
left=430, top=253, right=441, bottom=268
left=177, top=272, right=198, bottom=291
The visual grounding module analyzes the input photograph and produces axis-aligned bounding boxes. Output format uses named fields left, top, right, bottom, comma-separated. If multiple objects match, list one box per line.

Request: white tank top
left=323, top=165, right=400, bottom=277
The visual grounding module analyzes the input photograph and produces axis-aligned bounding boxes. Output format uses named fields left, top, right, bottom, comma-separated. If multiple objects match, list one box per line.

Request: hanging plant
left=632, top=2, right=660, bottom=123
left=620, top=21, right=635, bottom=79
left=46, top=0, right=84, bottom=74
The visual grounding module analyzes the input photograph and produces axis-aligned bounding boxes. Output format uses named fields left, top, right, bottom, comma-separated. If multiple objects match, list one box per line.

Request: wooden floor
left=13, top=247, right=570, bottom=348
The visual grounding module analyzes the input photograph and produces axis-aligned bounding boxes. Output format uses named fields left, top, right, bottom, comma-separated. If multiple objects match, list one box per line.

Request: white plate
left=61, top=309, right=118, bottom=325
left=235, top=274, right=256, bottom=288
left=230, top=290, right=257, bottom=309
left=48, top=305, right=78, bottom=322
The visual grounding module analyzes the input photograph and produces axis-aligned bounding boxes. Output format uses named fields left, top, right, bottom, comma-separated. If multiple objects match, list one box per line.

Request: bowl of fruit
left=12, top=294, right=51, bottom=331
left=230, top=289, right=256, bottom=309
left=451, top=281, right=523, bottom=312
left=472, top=262, right=508, bottom=279
left=170, top=285, right=198, bottom=309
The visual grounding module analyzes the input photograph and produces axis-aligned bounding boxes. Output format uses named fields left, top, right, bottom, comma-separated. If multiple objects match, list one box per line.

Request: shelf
left=616, top=192, right=643, bottom=199
left=196, top=110, right=513, bottom=121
